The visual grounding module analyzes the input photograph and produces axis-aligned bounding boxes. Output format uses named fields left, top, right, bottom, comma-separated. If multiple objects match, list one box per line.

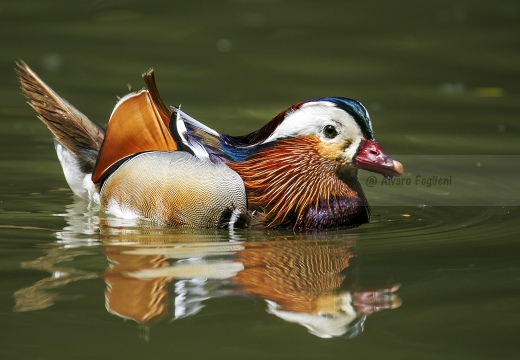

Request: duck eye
left=323, top=125, right=338, bottom=139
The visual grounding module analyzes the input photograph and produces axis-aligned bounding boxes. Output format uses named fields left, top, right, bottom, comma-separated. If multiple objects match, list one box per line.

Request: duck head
left=219, top=97, right=403, bottom=231
left=242, top=97, right=403, bottom=177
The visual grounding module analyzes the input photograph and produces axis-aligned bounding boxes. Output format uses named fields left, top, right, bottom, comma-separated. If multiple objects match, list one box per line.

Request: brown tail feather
left=16, top=61, right=105, bottom=173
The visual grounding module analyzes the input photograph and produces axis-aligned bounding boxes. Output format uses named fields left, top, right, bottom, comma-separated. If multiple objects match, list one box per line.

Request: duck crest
left=227, top=101, right=305, bottom=146
left=226, top=136, right=369, bottom=231
left=315, top=97, right=373, bottom=140
left=224, top=97, right=372, bottom=147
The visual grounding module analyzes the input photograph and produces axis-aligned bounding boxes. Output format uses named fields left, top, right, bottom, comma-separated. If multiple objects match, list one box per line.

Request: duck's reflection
left=14, top=202, right=401, bottom=339
left=100, top=220, right=401, bottom=338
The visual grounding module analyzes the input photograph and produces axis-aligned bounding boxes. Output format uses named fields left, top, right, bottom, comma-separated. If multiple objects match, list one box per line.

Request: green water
left=1, top=1, right=519, bottom=359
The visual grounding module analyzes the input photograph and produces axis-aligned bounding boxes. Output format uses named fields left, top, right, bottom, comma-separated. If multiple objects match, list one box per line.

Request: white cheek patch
left=262, top=102, right=334, bottom=143
left=342, top=138, right=362, bottom=165
left=262, top=101, right=364, bottom=148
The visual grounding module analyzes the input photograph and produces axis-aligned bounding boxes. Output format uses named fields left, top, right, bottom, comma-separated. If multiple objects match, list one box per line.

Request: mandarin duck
left=16, top=61, right=403, bottom=231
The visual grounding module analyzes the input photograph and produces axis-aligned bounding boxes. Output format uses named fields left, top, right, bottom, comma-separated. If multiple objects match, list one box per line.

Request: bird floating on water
left=16, top=61, right=403, bottom=231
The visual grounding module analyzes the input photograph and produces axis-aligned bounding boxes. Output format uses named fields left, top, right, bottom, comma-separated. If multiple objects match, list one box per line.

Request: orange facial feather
left=227, top=136, right=363, bottom=230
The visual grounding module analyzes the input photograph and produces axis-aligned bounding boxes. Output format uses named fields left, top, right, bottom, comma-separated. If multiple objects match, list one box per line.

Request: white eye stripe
left=262, top=102, right=363, bottom=144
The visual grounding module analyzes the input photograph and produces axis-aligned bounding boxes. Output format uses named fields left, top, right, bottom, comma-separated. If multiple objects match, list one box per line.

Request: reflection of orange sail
left=102, top=247, right=172, bottom=324
left=233, top=241, right=355, bottom=314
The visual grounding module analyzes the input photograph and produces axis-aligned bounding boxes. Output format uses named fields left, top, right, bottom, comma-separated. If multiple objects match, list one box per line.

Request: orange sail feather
left=92, top=90, right=177, bottom=184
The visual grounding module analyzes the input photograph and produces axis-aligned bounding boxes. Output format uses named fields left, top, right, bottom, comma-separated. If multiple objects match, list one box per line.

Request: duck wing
left=170, top=107, right=231, bottom=163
